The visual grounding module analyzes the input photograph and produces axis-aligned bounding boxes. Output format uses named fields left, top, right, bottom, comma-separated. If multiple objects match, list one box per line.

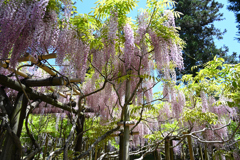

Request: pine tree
left=228, top=0, right=240, bottom=41
left=175, top=0, right=238, bottom=77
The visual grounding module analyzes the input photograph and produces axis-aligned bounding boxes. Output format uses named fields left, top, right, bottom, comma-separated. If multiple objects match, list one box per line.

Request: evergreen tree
left=174, top=0, right=238, bottom=77
left=228, top=0, right=240, bottom=41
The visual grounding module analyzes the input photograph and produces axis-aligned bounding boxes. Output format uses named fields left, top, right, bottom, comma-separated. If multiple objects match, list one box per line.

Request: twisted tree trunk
left=74, top=115, right=85, bottom=153
left=0, top=91, right=28, bottom=160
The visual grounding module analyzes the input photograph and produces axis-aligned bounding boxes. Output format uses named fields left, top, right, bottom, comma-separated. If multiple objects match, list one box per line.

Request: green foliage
left=144, top=130, right=164, bottom=142
left=92, top=0, right=138, bottom=25
left=182, top=57, right=240, bottom=122
left=145, top=0, right=184, bottom=46
left=182, top=57, right=226, bottom=97
left=69, top=14, right=100, bottom=42
left=161, top=120, right=179, bottom=133
left=46, top=0, right=62, bottom=14
left=228, top=121, right=240, bottom=142
left=144, top=120, right=179, bottom=142
left=182, top=107, right=218, bottom=125
left=21, top=115, right=72, bottom=146
left=84, top=117, right=118, bottom=148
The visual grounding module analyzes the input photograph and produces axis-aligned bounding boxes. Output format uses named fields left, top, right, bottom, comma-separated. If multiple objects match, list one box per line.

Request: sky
left=75, top=0, right=239, bottom=58
left=214, top=0, right=239, bottom=56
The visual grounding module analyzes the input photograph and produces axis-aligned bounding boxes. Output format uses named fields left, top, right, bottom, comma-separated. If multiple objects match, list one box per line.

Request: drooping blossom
left=63, top=0, right=72, bottom=22
left=124, top=23, right=135, bottom=69
left=108, top=11, right=118, bottom=59
left=135, top=12, right=149, bottom=45
left=0, top=0, right=50, bottom=67
left=200, top=91, right=208, bottom=112
left=164, top=10, right=175, bottom=27
left=172, top=90, right=185, bottom=119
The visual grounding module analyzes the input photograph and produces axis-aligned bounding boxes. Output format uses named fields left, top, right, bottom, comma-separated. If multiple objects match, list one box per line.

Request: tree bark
left=0, top=92, right=28, bottom=160
left=74, top=115, right=85, bottom=153
left=0, top=87, right=14, bottom=116
left=0, top=74, right=75, bottom=113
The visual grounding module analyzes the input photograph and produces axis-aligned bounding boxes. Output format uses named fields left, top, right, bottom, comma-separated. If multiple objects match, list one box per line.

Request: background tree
left=228, top=0, right=240, bottom=41
left=174, top=0, right=239, bottom=77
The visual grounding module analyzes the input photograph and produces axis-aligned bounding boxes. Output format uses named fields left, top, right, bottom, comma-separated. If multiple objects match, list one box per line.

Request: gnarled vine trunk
left=0, top=91, right=28, bottom=160
left=74, top=115, right=85, bottom=154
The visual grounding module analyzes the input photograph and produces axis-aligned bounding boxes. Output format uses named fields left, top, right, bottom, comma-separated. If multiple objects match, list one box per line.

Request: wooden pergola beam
left=49, top=88, right=67, bottom=98
left=1, top=54, right=57, bottom=77
left=23, top=77, right=65, bottom=87
left=0, top=74, right=76, bottom=113
left=110, top=131, right=139, bottom=137
left=18, top=53, right=57, bottom=62
left=117, top=121, right=135, bottom=126
left=0, top=61, right=30, bottom=78
left=22, top=54, right=57, bottom=76
left=1, top=54, right=82, bottom=96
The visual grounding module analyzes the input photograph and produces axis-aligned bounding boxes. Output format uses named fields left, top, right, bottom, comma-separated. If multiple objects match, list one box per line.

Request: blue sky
left=214, top=0, right=239, bottom=56
left=76, top=0, right=239, bottom=58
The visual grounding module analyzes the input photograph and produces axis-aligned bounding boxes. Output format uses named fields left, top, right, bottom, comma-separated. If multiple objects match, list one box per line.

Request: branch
left=80, top=80, right=107, bottom=99
left=47, top=148, right=64, bottom=160
left=24, top=101, right=42, bottom=160
left=0, top=74, right=76, bottom=113
left=183, top=120, right=240, bottom=144
left=64, top=114, right=79, bottom=159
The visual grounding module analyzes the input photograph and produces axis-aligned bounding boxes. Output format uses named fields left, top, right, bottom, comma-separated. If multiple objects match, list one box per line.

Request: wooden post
left=119, top=130, right=124, bottom=160
left=187, top=135, right=194, bottom=160
left=165, top=137, right=170, bottom=160
left=94, top=145, right=98, bottom=160
left=204, top=144, right=209, bottom=160
left=199, top=145, right=203, bottom=160
left=122, top=76, right=131, bottom=160
left=159, top=151, right=162, bottom=160
left=43, top=133, right=49, bottom=160
left=89, top=148, right=93, bottom=160
left=105, top=141, right=109, bottom=160
left=181, top=144, right=185, bottom=160
left=170, top=139, right=174, bottom=160
left=154, top=150, right=162, bottom=160
left=183, top=132, right=194, bottom=160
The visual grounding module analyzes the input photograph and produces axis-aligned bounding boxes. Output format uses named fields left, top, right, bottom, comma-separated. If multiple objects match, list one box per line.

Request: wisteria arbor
left=0, top=0, right=239, bottom=160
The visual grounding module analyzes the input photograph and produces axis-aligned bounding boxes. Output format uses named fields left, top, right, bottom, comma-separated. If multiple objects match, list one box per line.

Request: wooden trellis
left=0, top=53, right=84, bottom=113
